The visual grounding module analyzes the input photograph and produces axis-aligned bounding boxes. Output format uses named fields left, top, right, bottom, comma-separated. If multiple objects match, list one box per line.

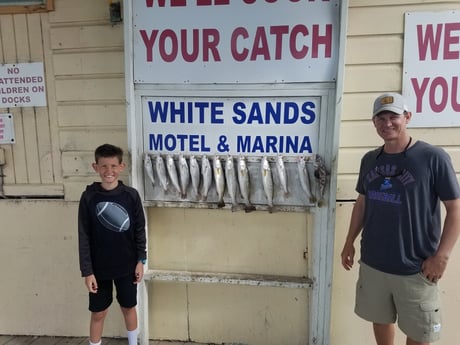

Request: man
left=340, top=92, right=460, bottom=345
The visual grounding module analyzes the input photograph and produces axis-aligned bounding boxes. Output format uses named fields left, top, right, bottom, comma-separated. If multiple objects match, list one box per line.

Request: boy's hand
left=84, top=275, right=98, bottom=293
left=134, top=261, right=144, bottom=284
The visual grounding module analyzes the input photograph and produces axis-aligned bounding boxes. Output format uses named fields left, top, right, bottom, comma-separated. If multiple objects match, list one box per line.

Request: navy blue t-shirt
left=357, top=140, right=460, bottom=275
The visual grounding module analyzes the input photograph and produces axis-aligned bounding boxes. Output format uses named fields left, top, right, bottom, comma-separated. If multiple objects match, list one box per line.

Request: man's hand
left=341, top=242, right=356, bottom=271
left=422, top=254, right=448, bottom=283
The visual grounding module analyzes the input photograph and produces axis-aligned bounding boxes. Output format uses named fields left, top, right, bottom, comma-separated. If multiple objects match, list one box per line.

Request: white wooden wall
left=0, top=0, right=128, bottom=200
left=333, top=1, right=460, bottom=345
left=1, top=1, right=460, bottom=345
left=2, top=0, right=458, bottom=200
left=338, top=0, right=460, bottom=200
left=0, top=10, right=60, bottom=196
left=47, top=0, right=128, bottom=200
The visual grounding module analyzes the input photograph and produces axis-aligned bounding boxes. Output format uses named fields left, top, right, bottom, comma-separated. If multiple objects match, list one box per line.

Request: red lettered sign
left=133, top=0, right=340, bottom=84
left=403, top=10, right=460, bottom=127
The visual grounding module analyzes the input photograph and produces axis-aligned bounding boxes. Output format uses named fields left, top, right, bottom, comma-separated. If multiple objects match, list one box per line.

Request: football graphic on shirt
left=96, top=201, right=130, bottom=232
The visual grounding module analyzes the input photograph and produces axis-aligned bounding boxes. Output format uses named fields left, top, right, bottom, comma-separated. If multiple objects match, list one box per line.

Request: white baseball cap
left=373, top=92, right=409, bottom=117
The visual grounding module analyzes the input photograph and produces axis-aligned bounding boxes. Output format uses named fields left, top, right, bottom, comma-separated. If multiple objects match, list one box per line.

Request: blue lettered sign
left=142, top=96, right=320, bottom=156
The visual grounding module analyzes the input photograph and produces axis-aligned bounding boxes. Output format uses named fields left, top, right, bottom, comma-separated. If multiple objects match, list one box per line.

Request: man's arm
left=341, top=194, right=365, bottom=271
left=422, top=198, right=460, bottom=282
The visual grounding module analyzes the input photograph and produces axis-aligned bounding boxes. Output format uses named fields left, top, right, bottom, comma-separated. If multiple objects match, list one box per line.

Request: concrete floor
left=0, top=336, right=226, bottom=345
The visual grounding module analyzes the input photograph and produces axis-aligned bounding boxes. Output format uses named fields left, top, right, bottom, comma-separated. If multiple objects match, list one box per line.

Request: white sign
left=0, top=62, right=47, bottom=108
left=403, top=11, right=460, bottom=127
left=133, top=0, right=339, bottom=84
left=0, top=113, right=15, bottom=144
left=142, top=96, right=320, bottom=156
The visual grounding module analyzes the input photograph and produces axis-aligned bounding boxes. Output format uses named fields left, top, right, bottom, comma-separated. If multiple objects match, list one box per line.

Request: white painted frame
left=124, top=2, right=348, bottom=344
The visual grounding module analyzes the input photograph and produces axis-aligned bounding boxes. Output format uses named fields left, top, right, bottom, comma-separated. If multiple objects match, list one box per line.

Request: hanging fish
left=189, top=155, right=201, bottom=199
left=178, top=154, right=190, bottom=199
left=166, top=154, right=182, bottom=196
left=225, top=156, right=238, bottom=210
left=213, top=155, right=226, bottom=208
left=305, top=155, right=317, bottom=203
left=201, top=155, right=213, bottom=201
left=297, top=156, right=313, bottom=203
left=314, top=154, right=328, bottom=206
left=155, top=154, right=168, bottom=192
left=237, top=155, right=255, bottom=212
left=143, top=153, right=155, bottom=186
left=276, top=155, right=289, bottom=198
left=261, top=156, right=274, bottom=213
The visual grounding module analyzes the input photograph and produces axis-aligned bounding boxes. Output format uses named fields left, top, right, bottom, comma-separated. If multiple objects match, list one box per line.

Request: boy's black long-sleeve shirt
left=78, top=181, right=146, bottom=280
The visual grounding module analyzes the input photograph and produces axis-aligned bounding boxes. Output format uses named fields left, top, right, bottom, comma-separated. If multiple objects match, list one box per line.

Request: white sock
left=127, top=328, right=138, bottom=345
left=89, top=341, right=101, bottom=345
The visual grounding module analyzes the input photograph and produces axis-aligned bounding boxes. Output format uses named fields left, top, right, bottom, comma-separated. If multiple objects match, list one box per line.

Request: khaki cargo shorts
left=355, top=262, right=441, bottom=343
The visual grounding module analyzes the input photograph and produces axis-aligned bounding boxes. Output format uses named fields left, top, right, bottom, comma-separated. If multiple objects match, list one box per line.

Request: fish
left=155, top=154, right=169, bottom=192
left=213, top=156, right=226, bottom=208
left=189, top=155, right=201, bottom=199
left=261, top=156, right=274, bottom=212
left=201, top=155, right=213, bottom=201
left=297, top=156, right=313, bottom=203
left=225, top=156, right=238, bottom=210
left=305, top=155, right=317, bottom=203
left=178, top=154, right=190, bottom=199
left=276, top=155, right=289, bottom=198
left=237, top=155, right=255, bottom=212
left=314, top=154, right=328, bottom=206
left=166, top=154, right=182, bottom=196
left=143, top=153, right=155, bottom=186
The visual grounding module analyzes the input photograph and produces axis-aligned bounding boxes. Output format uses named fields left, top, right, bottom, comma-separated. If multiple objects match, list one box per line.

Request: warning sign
left=0, top=113, right=15, bottom=144
left=0, top=63, right=47, bottom=108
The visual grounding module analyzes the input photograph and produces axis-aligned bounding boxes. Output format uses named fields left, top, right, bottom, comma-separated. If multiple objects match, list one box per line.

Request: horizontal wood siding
left=49, top=25, right=124, bottom=50
left=48, top=0, right=111, bottom=23
left=57, top=104, right=126, bottom=127
left=48, top=0, right=127, bottom=200
left=0, top=0, right=136, bottom=199
left=52, top=51, right=124, bottom=76
left=1, top=0, right=458, bottom=203
left=338, top=1, right=460, bottom=200
left=0, top=0, right=123, bottom=198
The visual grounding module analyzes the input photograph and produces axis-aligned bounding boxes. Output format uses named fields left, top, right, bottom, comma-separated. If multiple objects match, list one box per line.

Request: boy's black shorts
left=89, top=274, right=138, bottom=312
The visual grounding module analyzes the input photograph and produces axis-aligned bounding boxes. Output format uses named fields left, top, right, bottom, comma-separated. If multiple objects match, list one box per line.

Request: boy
left=78, top=144, right=147, bottom=345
